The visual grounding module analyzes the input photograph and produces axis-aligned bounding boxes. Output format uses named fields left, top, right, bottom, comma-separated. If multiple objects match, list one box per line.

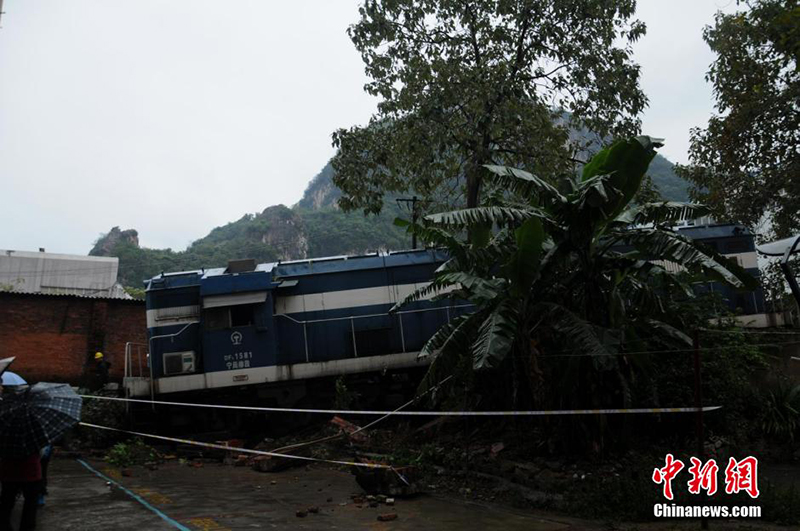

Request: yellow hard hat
left=94, top=352, right=104, bottom=360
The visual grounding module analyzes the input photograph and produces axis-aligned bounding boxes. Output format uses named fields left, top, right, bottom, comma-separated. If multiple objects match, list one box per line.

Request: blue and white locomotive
left=123, top=222, right=768, bottom=404
left=125, top=249, right=466, bottom=402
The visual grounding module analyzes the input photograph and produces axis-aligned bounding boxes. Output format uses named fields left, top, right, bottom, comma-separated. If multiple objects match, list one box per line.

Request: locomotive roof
left=145, top=248, right=446, bottom=290
left=274, top=248, right=446, bottom=278
left=676, top=223, right=751, bottom=240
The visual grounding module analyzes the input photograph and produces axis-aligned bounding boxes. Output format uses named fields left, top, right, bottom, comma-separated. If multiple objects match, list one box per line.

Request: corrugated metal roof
left=0, top=290, right=143, bottom=302
left=0, top=249, right=131, bottom=299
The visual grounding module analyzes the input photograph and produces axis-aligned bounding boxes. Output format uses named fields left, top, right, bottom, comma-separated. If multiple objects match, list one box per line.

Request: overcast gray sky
left=0, top=1, right=739, bottom=255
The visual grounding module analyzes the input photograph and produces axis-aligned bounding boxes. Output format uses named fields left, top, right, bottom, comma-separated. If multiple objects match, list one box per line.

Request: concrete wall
left=0, top=292, right=146, bottom=385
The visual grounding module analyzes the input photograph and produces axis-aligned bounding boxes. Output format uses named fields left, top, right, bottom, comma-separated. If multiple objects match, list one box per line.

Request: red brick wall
left=0, top=293, right=146, bottom=385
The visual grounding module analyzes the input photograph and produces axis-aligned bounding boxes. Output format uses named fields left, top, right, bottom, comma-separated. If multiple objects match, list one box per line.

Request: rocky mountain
left=92, top=153, right=690, bottom=288
left=295, top=163, right=340, bottom=210
left=89, top=227, right=139, bottom=256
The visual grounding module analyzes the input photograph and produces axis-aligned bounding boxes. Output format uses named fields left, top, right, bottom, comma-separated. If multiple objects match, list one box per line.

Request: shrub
left=761, top=382, right=800, bottom=443
left=105, top=438, right=158, bottom=468
left=75, top=390, right=128, bottom=448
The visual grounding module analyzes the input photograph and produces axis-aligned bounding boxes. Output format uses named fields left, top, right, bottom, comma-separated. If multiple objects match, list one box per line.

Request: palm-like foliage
left=393, top=136, right=757, bottom=420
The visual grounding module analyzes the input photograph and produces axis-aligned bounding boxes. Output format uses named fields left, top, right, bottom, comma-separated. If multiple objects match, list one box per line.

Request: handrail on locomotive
left=123, top=303, right=470, bottom=399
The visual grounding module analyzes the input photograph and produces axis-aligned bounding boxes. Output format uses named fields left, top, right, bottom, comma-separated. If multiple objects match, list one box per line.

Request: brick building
left=0, top=292, right=146, bottom=384
left=0, top=248, right=147, bottom=384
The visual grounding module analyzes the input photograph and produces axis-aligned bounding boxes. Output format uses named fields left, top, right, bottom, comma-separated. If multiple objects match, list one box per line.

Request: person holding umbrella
left=0, top=382, right=82, bottom=531
left=0, top=451, right=41, bottom=531
left=0, top=372, right=39, bottom=531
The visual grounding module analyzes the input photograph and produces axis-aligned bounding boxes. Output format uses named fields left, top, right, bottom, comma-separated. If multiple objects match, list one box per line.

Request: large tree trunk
left=466, top=163, right=482, bottom=209
left=466, top=138, right=491, bottom=209
left=465, top=143, right=492, bottom=243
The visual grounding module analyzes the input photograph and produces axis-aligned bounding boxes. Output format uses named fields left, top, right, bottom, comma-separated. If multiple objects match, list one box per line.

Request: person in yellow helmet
left=93, top=352, right=111, bottom=390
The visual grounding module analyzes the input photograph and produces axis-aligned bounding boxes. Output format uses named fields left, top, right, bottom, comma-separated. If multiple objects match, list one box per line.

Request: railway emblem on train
left=230, top=331, right=243, bottom=345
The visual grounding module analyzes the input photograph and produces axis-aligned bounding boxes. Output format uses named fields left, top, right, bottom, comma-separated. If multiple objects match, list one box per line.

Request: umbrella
left=0, top=357, right=15, bottom=377
left=756, top=234, right=800, bottom=257
left=1, top=371, right=27, bottom=386
left=757, top=234, right=800, bottom=308
left=0, top=383, right=82, bottom=458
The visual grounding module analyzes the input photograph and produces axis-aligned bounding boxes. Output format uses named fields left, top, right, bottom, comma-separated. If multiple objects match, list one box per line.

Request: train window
left=205, top=307, right=230, bottom=331
left=204, top=304, right=256, bottom=330
left=231, top=304, right=255, bottom=327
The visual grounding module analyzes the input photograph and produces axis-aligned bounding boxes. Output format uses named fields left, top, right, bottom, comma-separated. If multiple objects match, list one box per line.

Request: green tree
left=332, top=0, right=648, bottom=214
left=677, top=0, right=800, bottom=238
left=395, top=137, right=757, bottom=422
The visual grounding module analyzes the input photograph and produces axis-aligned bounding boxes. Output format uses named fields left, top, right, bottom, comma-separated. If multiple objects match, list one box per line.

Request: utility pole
left=396, top=196, right=420, bottom=250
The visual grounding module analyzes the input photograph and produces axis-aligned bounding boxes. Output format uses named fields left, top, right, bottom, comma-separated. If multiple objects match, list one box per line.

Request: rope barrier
left=538, top=341, right=800, bottom=358
left=699, top=328, right=800, bottom=336
left=267, top=375, right=453, bottom=455
left=79, top=422, right=392, bottom=469
left=79, top=395, right=721, bottom=416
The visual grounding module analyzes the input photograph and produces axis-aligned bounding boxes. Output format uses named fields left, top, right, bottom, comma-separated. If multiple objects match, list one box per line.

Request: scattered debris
left=330, top=416, right=368, bottom=443
left=251, top=446, right=311, bottom=473
left=489, top=442, right=505, bottom=458
left=413, top=416, right=450, bottom=435
left=353, top=465, right=419, bottom=497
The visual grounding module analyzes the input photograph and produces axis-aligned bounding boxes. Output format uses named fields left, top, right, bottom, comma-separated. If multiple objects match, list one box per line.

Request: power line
left=526, top=341, right=800, bottom=359
left=699, top=328, right=800, bottom=336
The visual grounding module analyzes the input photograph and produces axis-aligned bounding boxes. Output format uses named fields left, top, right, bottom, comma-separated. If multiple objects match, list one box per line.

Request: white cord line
left=79, top=422, right=391, bottom=470
left=699, top=328, right=800, bottom=336
left=80, top=395, right=720, bottom=416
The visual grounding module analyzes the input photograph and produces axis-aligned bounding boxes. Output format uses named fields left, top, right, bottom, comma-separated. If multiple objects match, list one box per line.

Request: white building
left=0, top=249, right=130, bottom=299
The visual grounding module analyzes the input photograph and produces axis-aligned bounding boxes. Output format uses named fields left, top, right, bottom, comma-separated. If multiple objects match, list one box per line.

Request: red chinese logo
left=653, top=455, right=759, bottom=499
left=724, top=456, right=759, bottom=499
left=687, top=457, right=719, bottom=496
left=652, top=453, right=685, bottom=500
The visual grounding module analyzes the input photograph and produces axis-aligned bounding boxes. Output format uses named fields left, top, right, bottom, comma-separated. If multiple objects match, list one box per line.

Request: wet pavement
left=29, top=458, right=597, bottom=530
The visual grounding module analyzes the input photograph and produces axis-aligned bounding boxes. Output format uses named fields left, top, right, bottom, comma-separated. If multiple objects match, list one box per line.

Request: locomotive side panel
left=141, top=250, right=453, bottom=396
